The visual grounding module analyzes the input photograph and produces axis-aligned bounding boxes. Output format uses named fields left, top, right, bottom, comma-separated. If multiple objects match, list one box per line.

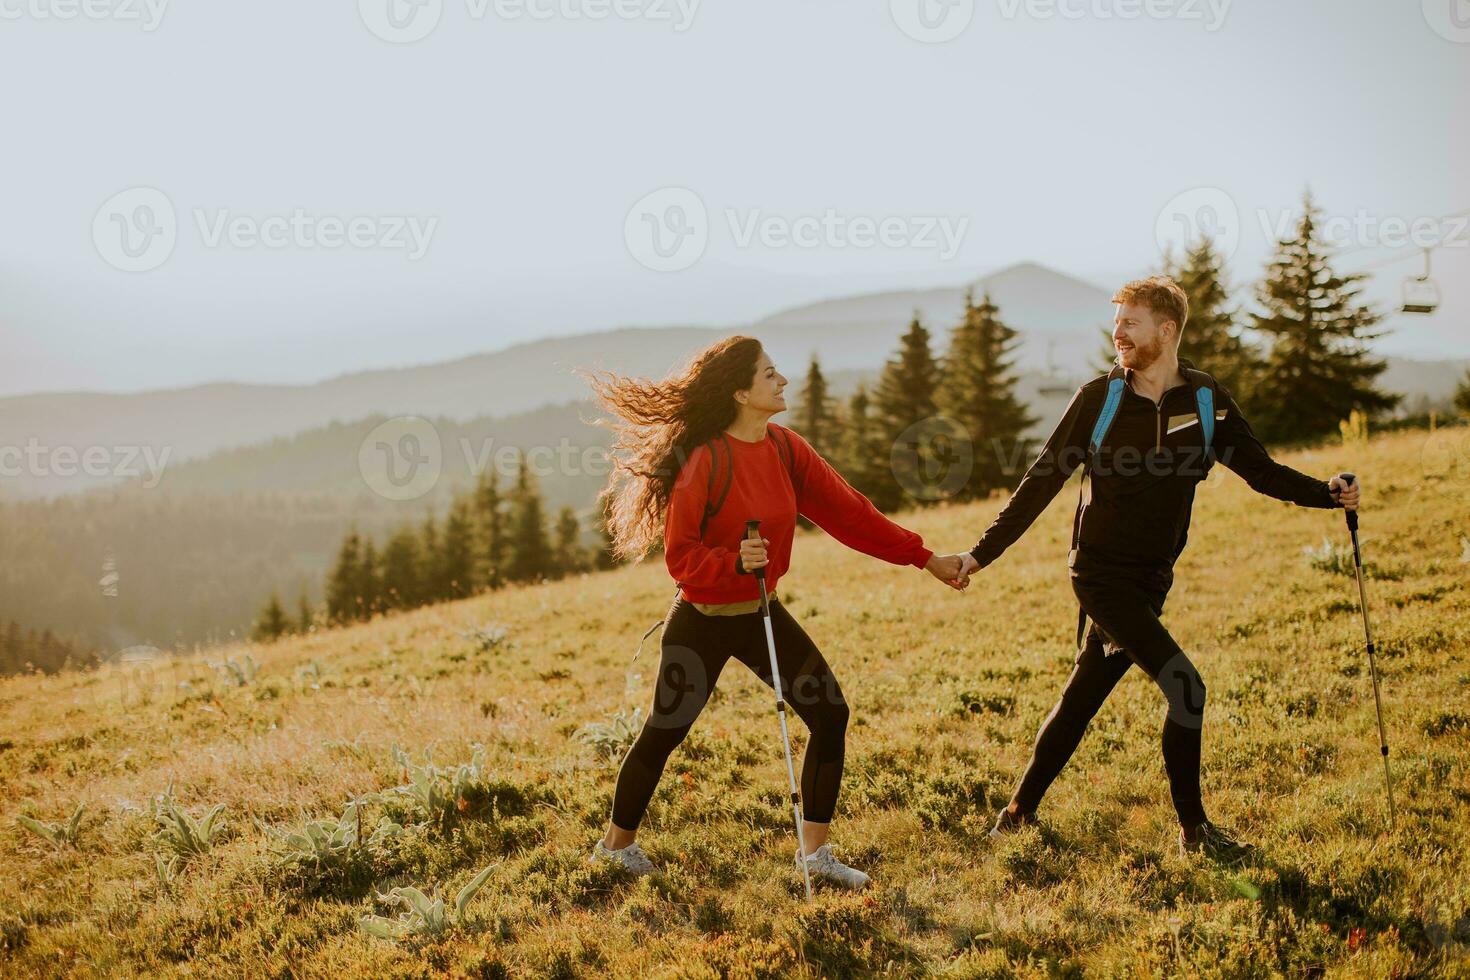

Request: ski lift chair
left=1401, top=248, right=1441, bottom=314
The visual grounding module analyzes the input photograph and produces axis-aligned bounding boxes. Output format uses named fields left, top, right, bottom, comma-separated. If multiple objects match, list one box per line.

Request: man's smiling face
left=1112, top=302, right=1171, bottom=371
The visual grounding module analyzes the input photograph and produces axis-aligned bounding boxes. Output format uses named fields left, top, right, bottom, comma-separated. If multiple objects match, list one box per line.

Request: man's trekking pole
left=746, top=519, right=813, bottom=900
left=1338, top=473, right=1397, bottom=832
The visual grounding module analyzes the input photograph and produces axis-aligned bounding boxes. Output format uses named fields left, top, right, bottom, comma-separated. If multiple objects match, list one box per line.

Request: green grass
left=2, top=427, right=1469, bottom=977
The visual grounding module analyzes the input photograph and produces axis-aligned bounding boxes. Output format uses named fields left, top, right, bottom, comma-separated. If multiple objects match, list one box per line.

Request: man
left=946, top=275, right=1360, bottom=862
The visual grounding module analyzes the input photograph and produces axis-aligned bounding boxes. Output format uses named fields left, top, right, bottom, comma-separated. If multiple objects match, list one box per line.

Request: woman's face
left=737, top=350, right=788, bottom=414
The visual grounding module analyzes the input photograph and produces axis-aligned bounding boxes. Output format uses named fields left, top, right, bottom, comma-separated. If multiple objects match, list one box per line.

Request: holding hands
left=925, top=552, right=979, bottom=592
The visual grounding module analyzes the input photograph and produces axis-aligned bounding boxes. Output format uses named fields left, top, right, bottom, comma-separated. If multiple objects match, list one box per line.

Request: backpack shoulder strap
left=1180, top=366, right=1220, bottom=455
left=699, top=434, right=735, bottom=537
left=1088, top=369, right=1128, bottom=453
left=768, top=423, right=797, bottom=484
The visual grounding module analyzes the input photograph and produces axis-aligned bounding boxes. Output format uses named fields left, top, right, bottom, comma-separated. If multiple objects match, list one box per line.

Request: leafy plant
left=956, top=690, right=1016, bottom=716
left=294, top=659, right=326, bottom=692
left=150, top=783, right=226, bottom=859
left=16, top=803, right=85, bottom=849
left=211, top=654, right=260, bottom=687
left=153, top=853, right=180, bottom=893
left=382, top=743, right=490, bottom=825
left=358, top=864, right=497, bottom=942
left=462, top=624, right=510, bottom=655
left=575, top=707, right=643, bottom=762
left=257, top=800, right=402, bottom=872
left=1303, top=537, right=1355, bottom=576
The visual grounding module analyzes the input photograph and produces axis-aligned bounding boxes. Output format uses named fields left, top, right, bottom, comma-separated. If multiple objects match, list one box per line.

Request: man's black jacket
left=968, top=358, right=1338, bottom=571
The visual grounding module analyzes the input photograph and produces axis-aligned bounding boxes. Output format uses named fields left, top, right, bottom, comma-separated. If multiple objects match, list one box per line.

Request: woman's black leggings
left=1012, top=559, right=1209, bottom=828
left=610, top=597, right=850, bottom=831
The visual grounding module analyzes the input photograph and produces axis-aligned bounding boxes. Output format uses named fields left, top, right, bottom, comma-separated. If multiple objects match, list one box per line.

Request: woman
left=583, top=336, right=965, bottom=889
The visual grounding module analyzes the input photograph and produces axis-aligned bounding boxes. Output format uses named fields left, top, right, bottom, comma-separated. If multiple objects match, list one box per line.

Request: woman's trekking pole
left=745, top=519, right=813, bottom=900
left=1339, top=473, right=1397, bottom=832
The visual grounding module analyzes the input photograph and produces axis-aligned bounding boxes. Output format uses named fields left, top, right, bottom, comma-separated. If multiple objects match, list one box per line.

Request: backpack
left=633, top=424, right=800, bottom=661
left=698, top=424, right=799, bottom=535
left=1069, top=364, right=1221, bottom=650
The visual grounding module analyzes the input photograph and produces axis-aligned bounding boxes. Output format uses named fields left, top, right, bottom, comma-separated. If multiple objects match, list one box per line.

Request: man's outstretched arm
left=1213, top=386, right=1353, bottom=509
left=961, top=384, right=1092, bottom=573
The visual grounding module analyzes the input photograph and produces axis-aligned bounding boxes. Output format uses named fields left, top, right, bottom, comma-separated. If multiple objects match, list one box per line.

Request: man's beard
left=1118, top=335, right=1165, bottom=370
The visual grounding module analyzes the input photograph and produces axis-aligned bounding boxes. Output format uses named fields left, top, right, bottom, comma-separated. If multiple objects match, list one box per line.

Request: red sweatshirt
left=664, top=423, right=933, bottom=603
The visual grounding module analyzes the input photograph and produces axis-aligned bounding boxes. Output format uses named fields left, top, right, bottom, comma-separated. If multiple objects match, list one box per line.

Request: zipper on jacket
left=1155, top=400, right=1163, bottom=451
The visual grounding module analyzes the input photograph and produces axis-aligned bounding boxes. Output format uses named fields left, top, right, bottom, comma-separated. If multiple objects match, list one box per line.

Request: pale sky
left=1, top=0, right=1466, bottom=396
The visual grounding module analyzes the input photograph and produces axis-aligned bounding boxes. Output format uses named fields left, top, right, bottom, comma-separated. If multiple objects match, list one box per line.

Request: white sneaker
left=797, top=844, right=871, bottom=890
left=592, top=840, right=656, bottom=876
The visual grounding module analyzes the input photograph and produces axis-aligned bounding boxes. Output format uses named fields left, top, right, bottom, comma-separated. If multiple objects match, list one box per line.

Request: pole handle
left=744, top=519, right=766, bottom=582
left=1338, top=472, right=1358, bottom=533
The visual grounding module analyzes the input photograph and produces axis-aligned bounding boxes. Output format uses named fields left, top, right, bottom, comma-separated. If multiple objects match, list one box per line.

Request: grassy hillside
left=2, top=427, right=1468, bottom=978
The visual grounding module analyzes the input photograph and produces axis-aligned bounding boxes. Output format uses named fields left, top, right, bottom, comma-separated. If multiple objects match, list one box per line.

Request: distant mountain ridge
left=2, top=261, right=1463, bottom=499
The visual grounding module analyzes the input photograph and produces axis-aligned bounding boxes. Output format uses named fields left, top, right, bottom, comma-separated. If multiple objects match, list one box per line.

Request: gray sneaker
left=1179, top=821, right=1254, bottom=865
left=797, top=844, right=871, bottom=890
left=592, top=840, right=656, bottom=876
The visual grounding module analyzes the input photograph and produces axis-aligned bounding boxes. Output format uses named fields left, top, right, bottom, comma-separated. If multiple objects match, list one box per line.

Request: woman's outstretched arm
left=780, top=425, right=964, bottom=586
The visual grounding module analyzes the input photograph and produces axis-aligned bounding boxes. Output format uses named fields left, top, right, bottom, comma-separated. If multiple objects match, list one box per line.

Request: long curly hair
left=582, top=336, right=764, bottom=562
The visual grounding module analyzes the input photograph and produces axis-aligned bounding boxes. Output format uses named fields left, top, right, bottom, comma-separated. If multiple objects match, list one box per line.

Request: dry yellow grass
left=2, top=425, right=1468, bottom=978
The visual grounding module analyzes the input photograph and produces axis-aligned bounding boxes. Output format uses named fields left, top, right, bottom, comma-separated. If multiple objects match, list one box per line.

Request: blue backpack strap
left=1180, top=365, right=1219, bottom=461
left=1089, top=376, right=1127, bottom=453
left=1195, top=385, right=1216, bottom=452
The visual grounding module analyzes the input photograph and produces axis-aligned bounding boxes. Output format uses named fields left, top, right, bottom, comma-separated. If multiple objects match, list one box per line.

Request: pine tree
left=419, top=514, right=443, bottom=603
left=253, top=592, right=290, bottom=642
left=37, top=630, right=60, bottom=673
left=838, top=385, right=887, bottom=505
left=1165, top=237, right=1263, bottom=399
left=23, top=628, right=39, bottom=673
left=1454, top=370, right=1470, bottom=416
left=357, top=539, right=383, bottom=619
left=1249, top=191, right=1401, bottom=444
left=1092, top=326, right=1119, bottom=375
left=380, top=524, right=424, bottom=609
left=325, top=530, right=364, bottom=623
left=440, top=500, right=476, bottom=599
left=0, top=620, right=21, bottom=675
left=472, top=469, right=508, bottom=590
left=939, top=291, right=1037, bottom=497
left=296, top=591, right=314, bottom=633
left=592, top=497, right=619, bottom=570
left=795, top=354, right=838, bottom=457
left=506, top=456, right=551, bottom=583
left=552, top=506, right=586, bottom=577
left=873, top=315, right=943, bottom=510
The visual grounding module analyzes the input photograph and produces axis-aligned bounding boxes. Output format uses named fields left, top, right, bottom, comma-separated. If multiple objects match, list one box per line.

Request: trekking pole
left=745, top=519, right=813, bottom=901
left=1338, top=473, right=1397, bottom=832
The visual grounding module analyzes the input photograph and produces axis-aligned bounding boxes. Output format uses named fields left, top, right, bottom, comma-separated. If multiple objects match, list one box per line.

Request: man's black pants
left=1011, top=554, right=1209, bottom=827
